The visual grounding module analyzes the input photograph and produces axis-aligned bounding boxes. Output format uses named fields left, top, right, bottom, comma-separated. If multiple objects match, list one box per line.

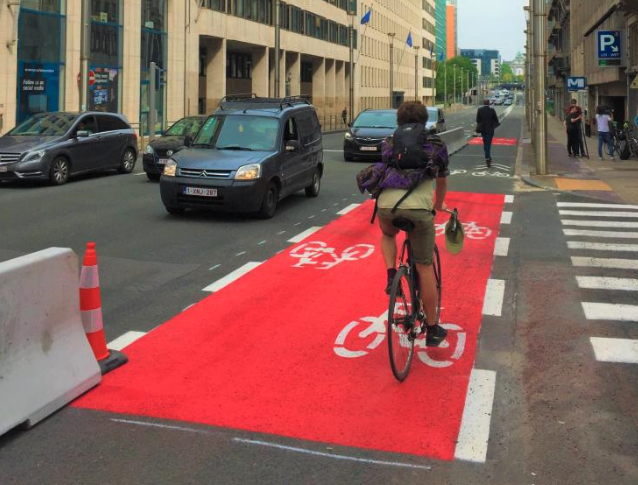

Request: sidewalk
left=521, top=115, right=638, bottom=204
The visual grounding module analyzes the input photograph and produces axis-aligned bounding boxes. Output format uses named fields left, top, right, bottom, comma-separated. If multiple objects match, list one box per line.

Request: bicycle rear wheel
left=388, top=265, right=416, bottom=382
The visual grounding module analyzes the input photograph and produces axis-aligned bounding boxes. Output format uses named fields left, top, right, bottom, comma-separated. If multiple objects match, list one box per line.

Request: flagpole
left=354, top=1, right=374, bottom=65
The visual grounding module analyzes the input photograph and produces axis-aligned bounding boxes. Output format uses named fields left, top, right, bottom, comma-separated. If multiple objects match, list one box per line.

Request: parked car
left=426, top=107, right=447, bottom=134
left=143, top=115, right=207, bottom=181
left=504, top=98, right=513, bottom=106
left=0, top=112, right=137, bottom=185
left=160, top=96, right=323, bottom=218
left=343, top=109, right=397, bottom=161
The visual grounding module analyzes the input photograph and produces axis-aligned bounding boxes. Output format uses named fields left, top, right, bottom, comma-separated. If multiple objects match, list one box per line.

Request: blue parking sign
left=598, top=31, right=621, bottom=59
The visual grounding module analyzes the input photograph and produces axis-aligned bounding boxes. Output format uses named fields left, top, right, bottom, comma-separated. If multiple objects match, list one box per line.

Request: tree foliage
left=435, top=57, right=479, bottom=103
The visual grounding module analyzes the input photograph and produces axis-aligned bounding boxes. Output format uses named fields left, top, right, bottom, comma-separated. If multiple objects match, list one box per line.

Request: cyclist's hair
left=397, top=101, right=428, bottom=126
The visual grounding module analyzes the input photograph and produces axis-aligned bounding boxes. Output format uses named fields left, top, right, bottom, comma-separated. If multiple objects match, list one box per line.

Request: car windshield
left=165, top=117, right=205, bottom=137
left=8, top=113, right=77, bottom=136
left=194, top=115, right=279, bottom=151
left=427, top=108, right=438, bottom=123
left=353, top=112, right=397, bottom=129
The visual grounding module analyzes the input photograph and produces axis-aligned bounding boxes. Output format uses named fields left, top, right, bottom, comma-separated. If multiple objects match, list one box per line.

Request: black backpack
left=390, top=123, right=429, bottom=169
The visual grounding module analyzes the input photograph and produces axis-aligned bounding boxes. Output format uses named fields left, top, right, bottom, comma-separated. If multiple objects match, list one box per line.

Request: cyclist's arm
left=434, top=177, right=447, bottom=211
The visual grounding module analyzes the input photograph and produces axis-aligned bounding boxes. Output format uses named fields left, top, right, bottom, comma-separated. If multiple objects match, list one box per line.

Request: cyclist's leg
left=377, top=209, right=401, bottom=290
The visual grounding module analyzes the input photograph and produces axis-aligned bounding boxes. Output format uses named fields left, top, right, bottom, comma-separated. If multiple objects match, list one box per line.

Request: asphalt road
left=2, top=105, right=637, bottom=484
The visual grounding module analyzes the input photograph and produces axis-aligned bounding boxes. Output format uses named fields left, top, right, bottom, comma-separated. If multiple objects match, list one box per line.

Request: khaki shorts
left=378, top=208, right=436, bottom=266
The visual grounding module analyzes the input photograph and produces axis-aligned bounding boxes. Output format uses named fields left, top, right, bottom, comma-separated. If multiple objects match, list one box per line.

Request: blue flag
left=406, top=31, right=413, bottom=48
left=361, top=9, right=371, bottom=25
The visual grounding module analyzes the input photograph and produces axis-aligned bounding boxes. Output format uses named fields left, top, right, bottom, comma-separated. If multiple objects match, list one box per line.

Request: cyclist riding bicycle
left=375, top=101, right=449, bottom=347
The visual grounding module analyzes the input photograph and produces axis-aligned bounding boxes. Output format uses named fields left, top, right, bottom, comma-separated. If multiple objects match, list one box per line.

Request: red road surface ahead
left=468, top=137, right=518, bottom=146
left=74, top=192, right=505, bottom=460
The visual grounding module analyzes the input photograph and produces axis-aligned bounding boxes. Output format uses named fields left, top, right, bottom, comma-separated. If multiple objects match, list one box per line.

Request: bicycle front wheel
left=388, top=266, right=416, bottom=382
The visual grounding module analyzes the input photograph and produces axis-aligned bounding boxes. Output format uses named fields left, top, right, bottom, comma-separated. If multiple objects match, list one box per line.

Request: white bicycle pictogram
left=333, top=310, right=466, bottom=368
left=290, top=241, right=375, bottom=270
left=435, top=221, right=492, bottom=240
left=450, top=169, right=511, bottom=178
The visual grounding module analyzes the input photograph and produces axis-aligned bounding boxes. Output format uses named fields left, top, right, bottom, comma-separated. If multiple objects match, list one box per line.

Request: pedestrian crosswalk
left=558, top=200, right=638, bottom=366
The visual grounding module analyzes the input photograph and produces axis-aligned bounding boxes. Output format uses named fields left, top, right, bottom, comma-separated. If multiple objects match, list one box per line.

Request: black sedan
left=143, top=116, right=207, bottom=181
left=343, top=109, right=397, bottom=162
left=0, top=112, right=138, bottom=185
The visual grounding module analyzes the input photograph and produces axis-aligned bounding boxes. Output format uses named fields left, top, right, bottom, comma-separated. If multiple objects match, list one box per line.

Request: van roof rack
left=216, top=95, right=311, bottom=112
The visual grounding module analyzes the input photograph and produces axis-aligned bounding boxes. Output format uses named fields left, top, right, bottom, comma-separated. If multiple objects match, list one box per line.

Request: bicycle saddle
left=392, top=217, right=415, bottom=232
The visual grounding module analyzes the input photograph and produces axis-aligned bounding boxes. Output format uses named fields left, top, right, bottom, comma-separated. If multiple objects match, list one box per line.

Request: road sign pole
left=149, top=62, right=157, bottom=142
left=79, top=0, right=91, bottom=112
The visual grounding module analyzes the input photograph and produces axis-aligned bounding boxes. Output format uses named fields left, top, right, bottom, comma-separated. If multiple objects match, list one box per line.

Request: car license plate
left=0, top=166, right=7, bottom=172
left=158, top=158, right=168, bottom=165
left=184, top=187, right=217, bottom=197
left=360, top=146, right=378, bottom=152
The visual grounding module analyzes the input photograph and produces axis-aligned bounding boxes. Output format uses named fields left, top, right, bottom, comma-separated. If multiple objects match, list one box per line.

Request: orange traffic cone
left=79, top=242, right=128, bottom=374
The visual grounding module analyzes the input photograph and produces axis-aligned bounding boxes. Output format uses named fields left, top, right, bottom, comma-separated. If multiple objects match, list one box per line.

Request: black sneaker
left=426, top=324, right=448, bottom=347
left=486, top=158, right=492, bottom=168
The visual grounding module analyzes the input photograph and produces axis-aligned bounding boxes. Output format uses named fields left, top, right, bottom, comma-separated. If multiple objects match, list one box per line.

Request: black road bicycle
left=387, top=209, right=457, bottom=381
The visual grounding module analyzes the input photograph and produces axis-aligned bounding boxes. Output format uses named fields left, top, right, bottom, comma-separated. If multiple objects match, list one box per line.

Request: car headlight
left=235, top=163, right=261, bottom=180
left=145, top=145, right=155, bottom=154
left=163, top=159, right=177, bottom=177
left=23, top=150, right=46, bottom=162
left=344, top=132, right=353, bottom=140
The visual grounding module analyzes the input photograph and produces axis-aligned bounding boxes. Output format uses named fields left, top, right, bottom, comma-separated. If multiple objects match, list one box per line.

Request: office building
left=445, top=0, right=457, bottom=59
left=0, top=1, right=437, bottom=135
left=435, top=0, right=447, bottom=61
left=460, top=49, right=501, bottom=77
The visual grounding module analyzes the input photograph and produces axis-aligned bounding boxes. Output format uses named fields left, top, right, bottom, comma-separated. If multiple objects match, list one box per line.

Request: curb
left=520, top=174, right=624, bottom=203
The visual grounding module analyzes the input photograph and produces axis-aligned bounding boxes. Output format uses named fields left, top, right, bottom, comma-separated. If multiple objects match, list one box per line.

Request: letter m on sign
left=567, top=77, right=587, bottom=92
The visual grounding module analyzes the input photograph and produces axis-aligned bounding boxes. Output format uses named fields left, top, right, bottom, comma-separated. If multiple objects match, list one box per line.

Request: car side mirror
left=76, top=130, right=90, bottom=138
left=285, top=140, right=301, bottom=152
left=183, top=135, right=192, bottom=147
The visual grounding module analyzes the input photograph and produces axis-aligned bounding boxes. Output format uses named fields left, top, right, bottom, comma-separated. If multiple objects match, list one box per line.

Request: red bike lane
left=74, top=191, right=505, bottom=461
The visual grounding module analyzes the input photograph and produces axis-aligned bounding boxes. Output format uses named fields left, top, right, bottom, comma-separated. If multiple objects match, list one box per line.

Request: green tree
left=435, top=56, right=478, bottom=105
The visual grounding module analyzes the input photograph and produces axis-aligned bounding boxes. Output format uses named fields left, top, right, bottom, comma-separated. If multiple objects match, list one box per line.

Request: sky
left=457, top=0, right=527, bottom=61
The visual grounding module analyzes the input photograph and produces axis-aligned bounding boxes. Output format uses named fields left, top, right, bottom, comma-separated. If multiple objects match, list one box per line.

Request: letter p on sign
left=600, top=35, right=615, bottom=51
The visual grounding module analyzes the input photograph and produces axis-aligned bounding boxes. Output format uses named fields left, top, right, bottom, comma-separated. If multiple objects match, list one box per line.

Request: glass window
left=165, top=117, right=205, bottom=137
left=76, top=115, right=98, bottom=135
left=9, top=113, right=76, bottom=136
left=96, top=114, right=125, bottom=132
left=19, top=10, right=64, bottom=62
left=195, top=115, right=279, bottom=151
left=142, top=0, right=167, bottom=31
left=353, top=112, right=397, bottom=128
left=21, top=0, right=61, bottom=13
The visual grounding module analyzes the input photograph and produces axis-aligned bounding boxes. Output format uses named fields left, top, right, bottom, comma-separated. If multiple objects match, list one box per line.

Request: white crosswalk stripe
left=558, top=199, right=638, bottom=367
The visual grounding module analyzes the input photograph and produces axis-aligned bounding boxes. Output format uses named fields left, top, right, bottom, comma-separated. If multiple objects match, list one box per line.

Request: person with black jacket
left=476, top=99, right=500, bottom=167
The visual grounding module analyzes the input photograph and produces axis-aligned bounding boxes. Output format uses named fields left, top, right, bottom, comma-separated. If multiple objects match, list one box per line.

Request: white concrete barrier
left=439, top=127, right=468, bottom=156
left=0, top=248, right=101, bottom=436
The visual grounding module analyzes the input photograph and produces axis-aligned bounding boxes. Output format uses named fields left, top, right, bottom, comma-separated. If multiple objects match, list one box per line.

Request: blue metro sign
left=598, top=31, right=621, bottom=60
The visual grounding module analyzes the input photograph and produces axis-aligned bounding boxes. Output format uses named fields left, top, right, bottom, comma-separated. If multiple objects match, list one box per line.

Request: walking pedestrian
left=565, top=99, right=583, bottom=158
left=595, top=106, right=614, bottom=161
left=475, top=99, right=500, bottom=167
left=342, top=107, right=348, bottom=125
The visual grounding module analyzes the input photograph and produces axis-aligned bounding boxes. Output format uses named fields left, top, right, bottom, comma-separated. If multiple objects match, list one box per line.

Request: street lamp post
left=388, top=33, right=396, bottom=108
left=274, top=0, right=281, bottom=97
left=444, top=62, right=447, bottom=107
left=461, top=68, right=465, bottom=104
left=532, top=0, right=547, bottom=175
left=348, top=11, right=355, bottom=123
left=79, top=0, right=91, bottom=111
left=453, top=64, right=457, bottom=105
left=414, top=46, right=420, bottom=101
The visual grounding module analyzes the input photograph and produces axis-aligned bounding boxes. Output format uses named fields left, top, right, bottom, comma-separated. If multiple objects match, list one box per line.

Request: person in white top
left=596, top=106, right=614, bottom=160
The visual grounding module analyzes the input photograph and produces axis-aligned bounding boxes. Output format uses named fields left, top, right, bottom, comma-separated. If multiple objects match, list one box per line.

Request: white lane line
left=482, top=279, right=505, bottom=316
left=494, top=237, right=510, bottom=257
left=504, top=195, right=514, bottom=204
left=323, top=149, right=344, bottom=153
left=308, top=215, right=316, bottom=219
left=576, top=276, right=638, bottom=292
left=294, top=222, right=302, bottom=226
left=182, top=303, right=196, bottom=312
left=571, top=256, right=638, bottom=270
left=500, top=212, right=512, bottom=225
left=288, top=226, right=322, bottom=243
left=591, top=337, right=638, bottom=364
left=236, top=251, right=247, bottom=257
left=563, top=229, right=638, bottom=239
left=209, top=264, right=221, bottom=271
left=337, top=203, right=361, bottom=216
left=582, top=302, right=638, bottom=322
left=277, top=230, right=287, bottom=235
left=108, top=331, right=146, bottom=351
left=233, top=438, right=432, bottom=470
left=558, top=202, right=638, bottom=210
left=202, top=262, right=263, bottom=292
left=561, top=219, right=638, bottom=228
left=133, top=172, right=147, bottom=176
left=257, top=240, right=267, bottom=245
left=568, top=241, right=638, bottom=252
left=111, top=419, right=430, bottom=470
left=559, top=210, right=638, bottom=218
left=454, top=369, right=497, bottom=463
left=321, top=209, right=327, bottom=212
